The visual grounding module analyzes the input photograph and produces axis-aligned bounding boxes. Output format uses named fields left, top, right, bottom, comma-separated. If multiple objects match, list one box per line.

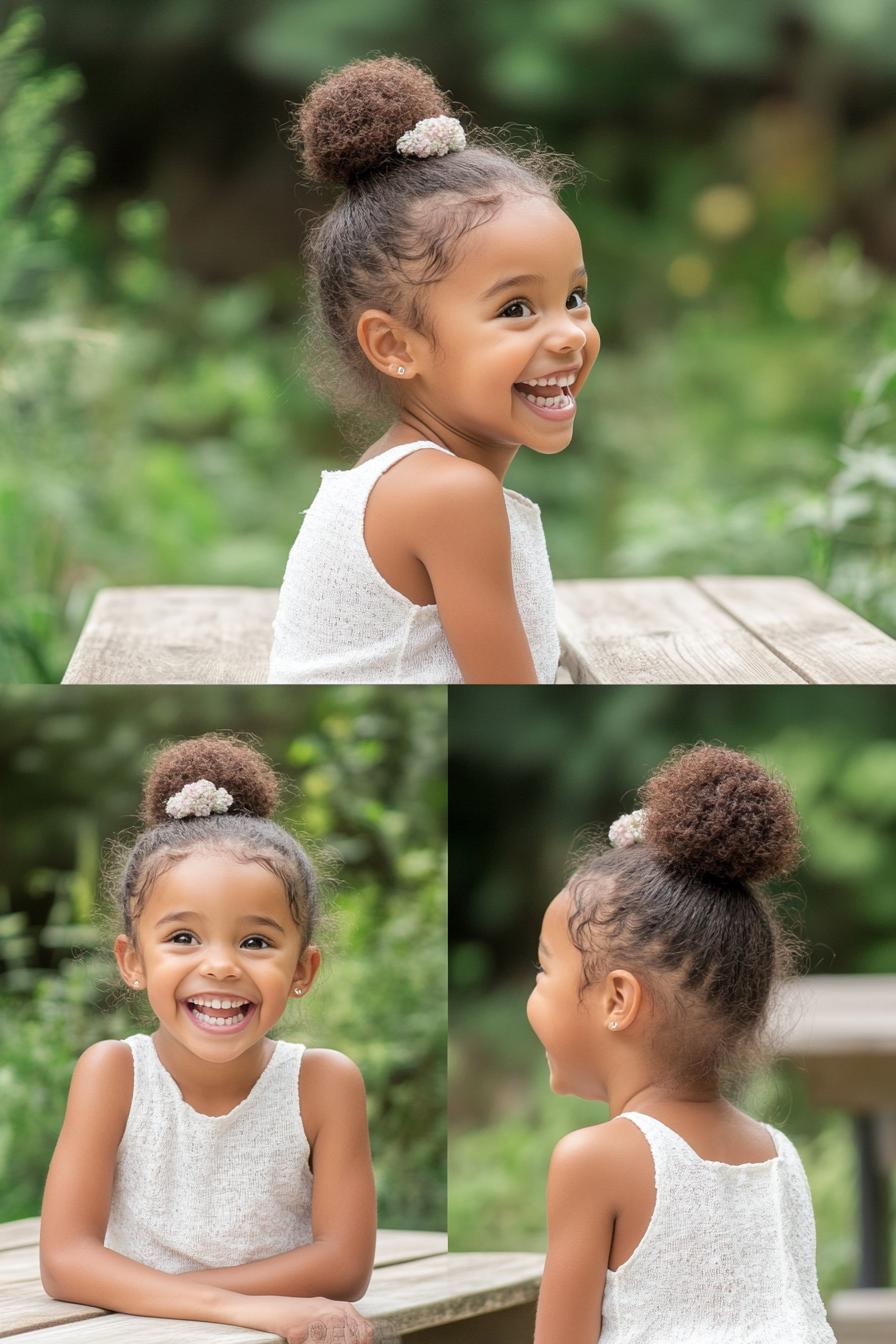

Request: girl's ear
left=292, top=943, right=322, bottom=998
left=356, top=308, right=416, bottom=379
left=603, top=968, right=643, bottom=1029
left=114, top=933, right=143, bottom=989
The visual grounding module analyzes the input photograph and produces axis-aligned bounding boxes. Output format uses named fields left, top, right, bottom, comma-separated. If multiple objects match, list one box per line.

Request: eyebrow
left=480, top=266, right=588, bottom=302
left=154, top=910, right=287, bottom=934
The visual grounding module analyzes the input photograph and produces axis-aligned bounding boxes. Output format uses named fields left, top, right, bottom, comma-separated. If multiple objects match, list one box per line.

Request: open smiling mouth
left=183, top=997, right=257, bottom=1032
left=512, top=373, right=577, bottom=419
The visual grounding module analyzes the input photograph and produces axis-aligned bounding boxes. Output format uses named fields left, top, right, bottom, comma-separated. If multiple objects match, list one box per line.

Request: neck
left=381, top=406, right=520, bottom=483
left=608, top=1078, right=725, bottom=1119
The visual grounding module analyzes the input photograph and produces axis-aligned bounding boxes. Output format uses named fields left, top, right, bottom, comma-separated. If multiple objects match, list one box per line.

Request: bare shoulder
left=550, top=1119, right=649, bottom=1216
left=70, top=1039, right=133, bottom=1110
left=299, top=1048, right=366, bottom=1143
left=376, top=448, right=506, bottom=519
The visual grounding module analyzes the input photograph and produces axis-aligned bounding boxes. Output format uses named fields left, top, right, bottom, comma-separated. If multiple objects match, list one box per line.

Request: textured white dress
left=267, top=441, right=561, bottom=684
left=104, top=1034, right=312, bottom=1273
left=598, top=1112, right=836, bottom=1343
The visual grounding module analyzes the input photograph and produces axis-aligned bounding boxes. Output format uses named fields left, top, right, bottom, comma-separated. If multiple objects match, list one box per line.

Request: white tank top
left=104, top=1034, right=312, bottom=1273
left=267, top=441, right=561, bottom=684
left=599, top=1112, right=836, bottom=1343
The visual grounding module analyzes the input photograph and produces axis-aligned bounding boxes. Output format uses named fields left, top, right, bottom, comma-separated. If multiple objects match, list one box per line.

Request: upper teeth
left=189, top=997, right=248, bottom=1008
left=519, top=373, right=576, bottom=387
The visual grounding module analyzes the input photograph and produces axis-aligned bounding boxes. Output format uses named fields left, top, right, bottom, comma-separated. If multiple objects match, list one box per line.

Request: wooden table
left=769, top=976, right=896, bottom=1288
left=0, top=1221, right=544, bottom=1342
left=61, top=577, right=896, bottom=684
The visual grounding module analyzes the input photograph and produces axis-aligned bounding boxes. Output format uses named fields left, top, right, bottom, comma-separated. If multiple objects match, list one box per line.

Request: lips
left=182, top=999, right=257, bottom=1034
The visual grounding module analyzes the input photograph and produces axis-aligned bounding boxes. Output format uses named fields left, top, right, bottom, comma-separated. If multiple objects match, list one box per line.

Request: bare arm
left=180, top=1050, right=376, bottom=1300
left=39, top=1041, right=252, bottom=1326
left=410, top=459, right=539, bottom=683
left=534, top=1129, right=616, bottom=1344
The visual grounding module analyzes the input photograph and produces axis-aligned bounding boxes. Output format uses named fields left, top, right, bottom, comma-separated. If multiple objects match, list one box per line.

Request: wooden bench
left=827, top=1289, right=896, bottom=1343
left=61, top=577, right=896, bottom=684
left=0, top=1219, right=544, bottom=1342
left=768, top=976, right=896, bottom=1288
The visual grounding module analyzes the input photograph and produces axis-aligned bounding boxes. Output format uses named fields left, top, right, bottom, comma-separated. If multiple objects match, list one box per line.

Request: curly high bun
left=115, top=736, right=321, bottom=947
left=642, top=745, right=800, bottom=884
left=566, top=743, right=807, bottom=1093
left=142, top=734, right=279, bottom=826
left=293, top=56, right=453, bottom=188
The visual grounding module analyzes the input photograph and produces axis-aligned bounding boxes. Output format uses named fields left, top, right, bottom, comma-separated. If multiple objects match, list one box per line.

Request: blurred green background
left=0, top=684, right=446, bottom=1232
left=448, top=686, right=896, bottom=1299
left=2, top=0, right=895, bottom=682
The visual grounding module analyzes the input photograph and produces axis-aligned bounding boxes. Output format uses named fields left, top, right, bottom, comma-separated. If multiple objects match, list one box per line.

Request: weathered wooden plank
left=828, top=1289, right=896, bottom=1343
left=356, top=1252, right=544, bottom=1334
left=767, top=976, right=896, bottom=1112
left=0, top=1220, right=40, bottom=1253
left=0, top=1245, right=39, bottom=1286
left=373, top=1231, right=447, bottom=1267
left=0, top=1231, right=448, bottom=1337
left=62, top=588, right=278, bottom=685
left=1, top=1308, right=271, bottom=1343
left=8, top=1253, right=542, bottom=1342
left=0, top=1238, right=448, bottom=1295
left=0, top=1224, right=445, bottom=1270
left=696, top=577, right=896, bottom=684
left=0, top=1283, right=104, bottom=1338
left=769, top=977, right=896, bottom=1056
left=555, top=579, right=804, bottom=683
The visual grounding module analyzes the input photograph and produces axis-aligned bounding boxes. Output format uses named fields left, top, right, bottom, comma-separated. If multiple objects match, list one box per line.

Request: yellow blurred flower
left=693, top=185, right=756, bottom=240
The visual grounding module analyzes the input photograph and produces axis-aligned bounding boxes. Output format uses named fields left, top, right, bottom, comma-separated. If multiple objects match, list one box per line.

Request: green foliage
left=0, top=686, right=446, bottom=1230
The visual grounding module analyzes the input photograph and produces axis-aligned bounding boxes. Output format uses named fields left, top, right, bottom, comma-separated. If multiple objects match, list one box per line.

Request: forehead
left=448, top=194, right=584, bottom=288
left=540, top=887, right=573, bottom=942
left=143, top=850, right=289, bottom=918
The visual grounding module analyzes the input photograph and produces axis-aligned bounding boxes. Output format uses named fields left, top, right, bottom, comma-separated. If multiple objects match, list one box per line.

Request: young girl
left=527, top=744, right=837, bottom=1343
left=40, top=735, right=376, bottom=1344
left=267, top=55, right=600, bottom=686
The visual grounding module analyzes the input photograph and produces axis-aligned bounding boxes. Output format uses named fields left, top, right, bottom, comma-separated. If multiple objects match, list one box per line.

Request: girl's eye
left=167, top=932, right=271, bottom=949
left=533, top=960, right=545, bottom=974
left=567, top=287, right=588, bottom=309
left=500, top=298, right=534, bottom=319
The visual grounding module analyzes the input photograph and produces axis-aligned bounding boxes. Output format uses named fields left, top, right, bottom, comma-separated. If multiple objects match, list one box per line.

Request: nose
left=198, top=944, right=241, bottom=979
left=546, top=309, right=588, bottom=355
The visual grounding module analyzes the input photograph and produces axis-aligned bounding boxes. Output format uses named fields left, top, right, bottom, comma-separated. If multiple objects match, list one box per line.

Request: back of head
left=117, top=734, right=320, bottom=947
left=289, top=55, right=582, bottom=422
left=568, top=744, right=805, bottom=1089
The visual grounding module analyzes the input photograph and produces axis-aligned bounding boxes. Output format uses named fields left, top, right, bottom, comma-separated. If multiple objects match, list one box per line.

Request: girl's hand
left=251, top=1294, right=374, bottom=1343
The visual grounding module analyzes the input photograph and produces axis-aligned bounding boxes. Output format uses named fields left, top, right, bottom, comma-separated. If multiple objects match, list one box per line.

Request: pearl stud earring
left=397, top=366, right=406, bottom=375
left=608, top=1020, right=618, bottom=1030
left=133, top=980, right=140, bottom=988
left=294, top=987, right=303, bottom=996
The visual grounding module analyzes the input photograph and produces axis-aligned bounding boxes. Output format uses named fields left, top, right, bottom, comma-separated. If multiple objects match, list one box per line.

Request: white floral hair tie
left=396, top=115, right=466, bottom=160
left=165, top=778, right=234, bottom=820
left=608, top=808, right=647, bottom=848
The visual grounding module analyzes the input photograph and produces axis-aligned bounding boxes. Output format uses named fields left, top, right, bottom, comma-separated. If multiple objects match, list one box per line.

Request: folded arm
left=178, top=1050, right=376, bottom=1300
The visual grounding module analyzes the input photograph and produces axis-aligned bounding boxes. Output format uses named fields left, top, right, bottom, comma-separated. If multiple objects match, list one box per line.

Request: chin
left=526, top=437, right=572, bottom=457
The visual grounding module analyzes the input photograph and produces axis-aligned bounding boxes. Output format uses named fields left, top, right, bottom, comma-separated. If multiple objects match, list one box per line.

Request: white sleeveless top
left=267, top=441, right=561, bottom=684
left=599, top=1113, right=836, bottom=1343
left=104, top=1034, right=312, bottom=1273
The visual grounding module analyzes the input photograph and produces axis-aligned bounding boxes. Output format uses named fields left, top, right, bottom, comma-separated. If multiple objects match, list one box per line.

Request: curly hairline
left=119, top=816, right=321, bottom=949
left=301, top=133, right=585, bottom=421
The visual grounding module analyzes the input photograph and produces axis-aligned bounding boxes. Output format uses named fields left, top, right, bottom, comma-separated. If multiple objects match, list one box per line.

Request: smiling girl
left=40, top=735, right=375, bottom=1344
left=267, top=56, right=600, bottom=685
